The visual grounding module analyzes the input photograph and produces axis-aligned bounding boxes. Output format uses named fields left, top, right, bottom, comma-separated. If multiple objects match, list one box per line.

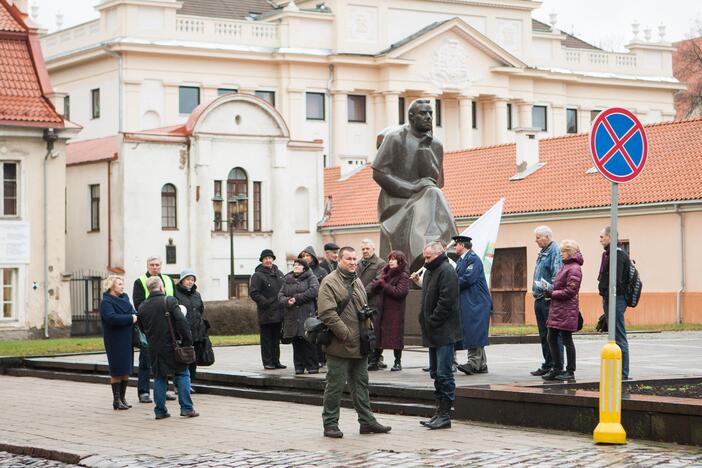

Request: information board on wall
left=0, top=221, right=31, bottom=264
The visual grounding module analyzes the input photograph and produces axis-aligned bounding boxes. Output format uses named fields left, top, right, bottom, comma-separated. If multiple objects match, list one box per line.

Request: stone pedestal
left=404, top=289, right=424, bottom=346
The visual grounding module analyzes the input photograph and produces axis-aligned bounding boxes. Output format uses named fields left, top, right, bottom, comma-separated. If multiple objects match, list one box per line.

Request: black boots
left=120, top=380, right=131, bottom=408
left=112, top=383, right=129, bottom=410
left=423, top=400, right=452, bottom=429
left=367, top=349, right=380, bottom=371
left=390, top=350, right=402, bottom=371
left=420, top=400, right=440, bottom=427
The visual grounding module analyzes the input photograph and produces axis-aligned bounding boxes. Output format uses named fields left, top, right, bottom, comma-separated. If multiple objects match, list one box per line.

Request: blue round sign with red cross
left=590, top=107, right=648, bottom=183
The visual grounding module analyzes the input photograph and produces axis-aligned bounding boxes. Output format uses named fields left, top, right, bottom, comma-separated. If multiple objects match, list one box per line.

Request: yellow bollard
left=593, top=340, right=627, bottom=444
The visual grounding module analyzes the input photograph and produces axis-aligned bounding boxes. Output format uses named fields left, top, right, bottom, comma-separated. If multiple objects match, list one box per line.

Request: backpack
left=624, top=258, right=643, bottom=308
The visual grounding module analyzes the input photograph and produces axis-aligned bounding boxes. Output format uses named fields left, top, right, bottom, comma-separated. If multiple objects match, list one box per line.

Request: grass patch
left=0, top=334, right=260, bottom=357
left=490, top=322, right=702, bottom=336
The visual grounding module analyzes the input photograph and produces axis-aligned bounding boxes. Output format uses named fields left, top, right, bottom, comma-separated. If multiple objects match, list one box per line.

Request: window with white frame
left=1, top=268, right=17, bottom=319
left=1, top=161, right=18, bottom=217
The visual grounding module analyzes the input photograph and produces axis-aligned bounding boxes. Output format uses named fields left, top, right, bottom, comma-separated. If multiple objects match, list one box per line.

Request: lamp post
left=227, top=193, right=248, bottom=297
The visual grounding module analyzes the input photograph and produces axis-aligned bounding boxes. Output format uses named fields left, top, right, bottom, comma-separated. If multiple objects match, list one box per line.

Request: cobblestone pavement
left=0, top=451, right=76, bottom=467
left=1, top=377, right=701, bottom=467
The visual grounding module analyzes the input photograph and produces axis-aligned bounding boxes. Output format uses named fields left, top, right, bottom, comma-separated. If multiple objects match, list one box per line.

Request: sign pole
left=593, top=182, right=626, bottom=444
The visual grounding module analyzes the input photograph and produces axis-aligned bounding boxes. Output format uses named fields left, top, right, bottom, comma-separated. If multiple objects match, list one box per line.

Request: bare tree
left=674, top=38, right=702, bottom=119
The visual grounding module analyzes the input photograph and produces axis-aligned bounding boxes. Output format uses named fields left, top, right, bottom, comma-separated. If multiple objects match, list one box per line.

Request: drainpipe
left=107, top=159, right=112, bottom=271
left=42, top=128, right=59, bottom=338
left=101, top=44, right=123, bottom=133
left=676, top=204, right=685, bottom=324
left=326, top=65, right=334, bottom=168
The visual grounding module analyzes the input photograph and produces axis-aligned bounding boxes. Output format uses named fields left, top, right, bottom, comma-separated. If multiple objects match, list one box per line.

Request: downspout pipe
left=42, top=128, right=58, bottom=339
left=326, top=64, right=334, bottom=168
left=676, top=204, right=685, bottom=324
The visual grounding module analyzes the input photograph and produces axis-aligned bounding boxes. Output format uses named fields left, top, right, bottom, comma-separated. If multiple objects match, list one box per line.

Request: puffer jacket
left=546, top=251, right=584, bottom=332
left=249, top=264, right=284, bottom=324
left=278, top=269, right=319, bottom=340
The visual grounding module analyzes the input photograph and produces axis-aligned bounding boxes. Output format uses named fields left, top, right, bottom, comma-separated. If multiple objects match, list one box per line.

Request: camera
left=357, top=305, right=377, bottom=321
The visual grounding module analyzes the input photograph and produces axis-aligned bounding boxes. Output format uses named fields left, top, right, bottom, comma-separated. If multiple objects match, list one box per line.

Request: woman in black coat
left=175, top=269, right=207, bottom=384
left=100, top=275, right=138, bottom=410
left=278, top=259, right=320, bottom=374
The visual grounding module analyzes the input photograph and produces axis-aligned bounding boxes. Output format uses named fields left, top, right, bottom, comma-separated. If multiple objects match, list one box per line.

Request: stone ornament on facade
left=349, top=6, right=377, bottom=42
left=429, top=39, right=471, bottom=90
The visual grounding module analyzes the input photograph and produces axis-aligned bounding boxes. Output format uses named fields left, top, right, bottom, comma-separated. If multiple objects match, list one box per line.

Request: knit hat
left=179, top=269, right=197, bottom=283
left=259, top=249, right=276, bottom=262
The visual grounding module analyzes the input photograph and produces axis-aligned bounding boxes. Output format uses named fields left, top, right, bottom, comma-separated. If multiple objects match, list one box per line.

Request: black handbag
left=195, top=336, right=215, bottom=366
left=577, top=311, right=584, bottom=331
left=132, top=325, right=148, bottom=349
left=165, top=297, right=196, bottom=365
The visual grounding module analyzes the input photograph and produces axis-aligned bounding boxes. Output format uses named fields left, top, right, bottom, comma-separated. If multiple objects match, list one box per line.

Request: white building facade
left=66, top=93, right=324, bottom=300
left=42, top=0, right=681, bottom=170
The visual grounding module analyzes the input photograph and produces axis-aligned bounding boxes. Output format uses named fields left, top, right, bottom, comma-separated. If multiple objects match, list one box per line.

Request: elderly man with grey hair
left=531, top=225, right=564, bottom=377
left=418, top=241, right=461, bottom=430
left=137, top=276, right=198, bottom=419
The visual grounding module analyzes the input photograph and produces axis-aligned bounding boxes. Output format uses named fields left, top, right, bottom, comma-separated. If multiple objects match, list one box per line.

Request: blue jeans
left=154, top=369, right=193, bottom=417
left=137, top=348, right=150, bottom=395
left=603, top=296, right=629, bottom=379
left=429, top=343, right=456, bottom=401
left=534, top=298, right=563, bottom=369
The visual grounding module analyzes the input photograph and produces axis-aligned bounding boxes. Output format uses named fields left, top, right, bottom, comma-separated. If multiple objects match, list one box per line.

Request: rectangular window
left=590, top=109, right=601, bottom=123
left=214, top=180, right=222, bottom=199
left=179, top=86, right=200, bottom=114
left=567, top=108, right=578, bottom=134
left=213, top=180, right=223, bottom=231
left=532, top=105, right=547, bottom=131
left=1, top=268, right=17, bottom=319
left=161, top=184, right=177, bottom=229
left=306, top=92, right=325, bottom=120
left=2, top=162, right=18, bottom=216
left=63, top=95, right=70, bottom=120
left=253, top=181, right=261, bottom=232
left=217, top=88, right=237, bottom=96
left=507, top=103, right=513, bottom=130
left=435, top=99, right=442, bottom=127
left=471, top=101, right=477, bottom=129
left=398, top=97, right=405, bottom=125
left=348, top=95, right=366, bottom=123
left=89, top=184, right=100, bottom=231
left=255, top=90, right=275, bottom=107
left=91, top=89, right=100, bottom=119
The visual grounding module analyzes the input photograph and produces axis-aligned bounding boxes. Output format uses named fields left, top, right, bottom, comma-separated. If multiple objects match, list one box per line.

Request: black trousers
left=260, top=322, right=282, bottom=366
left=547, top=328, right=576, bottom=373
left=292, top=337, right=318, bottom=371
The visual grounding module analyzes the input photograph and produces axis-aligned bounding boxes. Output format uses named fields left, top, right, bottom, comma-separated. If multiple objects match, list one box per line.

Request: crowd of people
left=98, top=224, right=633, bottom=435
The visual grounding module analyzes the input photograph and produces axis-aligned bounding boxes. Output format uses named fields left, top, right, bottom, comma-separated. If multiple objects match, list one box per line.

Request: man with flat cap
left=320, top=243, right=340, bottom=275
left=249, top=249, right=285, bottom=370
left=452, top=235, right=493, bottom=375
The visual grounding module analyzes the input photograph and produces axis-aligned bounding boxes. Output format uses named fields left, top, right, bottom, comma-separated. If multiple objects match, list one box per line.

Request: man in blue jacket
left=531, top=226, right=563, bottom=376
left=453, top=236, right=493, bottom=375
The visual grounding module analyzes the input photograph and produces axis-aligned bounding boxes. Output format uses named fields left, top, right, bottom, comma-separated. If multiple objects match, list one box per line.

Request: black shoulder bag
left=164, top=297, right=196, bottom=365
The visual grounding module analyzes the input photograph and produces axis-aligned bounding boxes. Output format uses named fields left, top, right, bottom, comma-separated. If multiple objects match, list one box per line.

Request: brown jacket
left=318, top=268, right=370, bottom=359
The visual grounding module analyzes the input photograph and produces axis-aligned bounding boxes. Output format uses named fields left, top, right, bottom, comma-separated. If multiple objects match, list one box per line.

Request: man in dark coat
left=132, top=255, right=176, bottom=403
left=453, top=236, right=493, bottom=376
left=249, top=249, right=285, bottom=370
left=319, top=242, right=339, bottom=274
left=358, top=239, right=388, bottom=370
left=598, top=226, right=631, bottom=380
left=372, top=99, right=458, bottom=269
left=418, top=241, right=461, bottom=430
left=137, top=276, right=198, bottom=419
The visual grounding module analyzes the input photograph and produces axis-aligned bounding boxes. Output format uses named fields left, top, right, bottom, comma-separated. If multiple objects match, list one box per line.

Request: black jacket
left=319, top=259, right=337, bottom=275
left=419, top=254, right=462, bottom=348
left=298, top=246, right=327, bottom=284
left=597, top=245, right=630, bottom=297
left=278, top=269, right=319, bottom=339
left=137, top=292, right=192, bottom=377
left=175, top=283, right=207, bottom=342
left=249, top=264, right=284, bottom=324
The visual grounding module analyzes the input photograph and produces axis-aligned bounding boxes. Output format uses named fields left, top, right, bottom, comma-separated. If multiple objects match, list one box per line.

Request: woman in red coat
left=543, top=240, right=583, bottom=382
left=367, top=250, right=410, bottom=371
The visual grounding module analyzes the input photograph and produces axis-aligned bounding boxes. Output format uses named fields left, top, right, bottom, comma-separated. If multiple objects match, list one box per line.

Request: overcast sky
left=29, top=0, right=702, bottom=50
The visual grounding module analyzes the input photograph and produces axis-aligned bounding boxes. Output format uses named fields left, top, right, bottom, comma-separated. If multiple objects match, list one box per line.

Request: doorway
left=490, top=247, right=527, bottom=324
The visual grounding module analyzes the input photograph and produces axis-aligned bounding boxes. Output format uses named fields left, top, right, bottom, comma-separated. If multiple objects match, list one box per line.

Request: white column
left=494, top=99, right=509, bottom=144
left=518, top=103, right=532, bottom=128
left=331, top=91, right=347, bottom=166
left=384, top=92, right=400, bottom=129
left=551, top=105, right=565, bottom=137
left=458, top=95, right=473, bottom=150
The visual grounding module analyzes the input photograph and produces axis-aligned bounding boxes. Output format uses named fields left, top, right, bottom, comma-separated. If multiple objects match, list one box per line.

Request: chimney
left=510, top=127, right=544, bottom=181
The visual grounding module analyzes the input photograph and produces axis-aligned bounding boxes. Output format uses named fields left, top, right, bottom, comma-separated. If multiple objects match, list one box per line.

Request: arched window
left=294, top=187, right=309, bottom=232
left=227, top=167, right=248, bottom=231
left=161, top=183, right=177, bottom=229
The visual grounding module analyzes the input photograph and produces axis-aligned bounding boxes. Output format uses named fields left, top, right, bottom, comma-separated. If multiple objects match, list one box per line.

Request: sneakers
left=541, top=369, right=562, bottom=381
left=531, top=367, right=550, bottom=376
left=323, top=425, right=344, bottom=438
left=555, top=371, right=575, bottom=382
left=359, top=421, right=392, bottom=434
left=180, top=410, right=200, bottom=418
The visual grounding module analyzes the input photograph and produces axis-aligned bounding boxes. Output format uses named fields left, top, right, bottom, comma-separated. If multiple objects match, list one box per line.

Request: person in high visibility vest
left=132, top=255, right=176, bottom=403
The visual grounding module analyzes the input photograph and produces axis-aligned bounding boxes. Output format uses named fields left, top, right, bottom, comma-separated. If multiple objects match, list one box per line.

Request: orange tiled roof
left=66, top=135, right=119, bottom=166
left=323, top=119, right=702, bottom=228
left=0, top=0, right=63, bottom=127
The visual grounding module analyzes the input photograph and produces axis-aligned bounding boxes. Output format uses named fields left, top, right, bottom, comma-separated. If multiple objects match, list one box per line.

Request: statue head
left=408, top=99, right=433, bottom=133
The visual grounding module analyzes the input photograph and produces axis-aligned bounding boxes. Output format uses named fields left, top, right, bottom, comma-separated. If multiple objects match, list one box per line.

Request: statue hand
left=414, top=178, right=437, bottom=192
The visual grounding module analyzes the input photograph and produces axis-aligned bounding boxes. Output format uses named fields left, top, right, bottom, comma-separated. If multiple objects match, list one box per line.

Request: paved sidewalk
left=1, top=376, right=700, bottom=467
left=37, top=331, right=702, bottom=387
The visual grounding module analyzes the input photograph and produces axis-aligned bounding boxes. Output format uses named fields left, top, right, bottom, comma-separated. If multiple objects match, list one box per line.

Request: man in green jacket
left=317, top=246, right=391, bottom=439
